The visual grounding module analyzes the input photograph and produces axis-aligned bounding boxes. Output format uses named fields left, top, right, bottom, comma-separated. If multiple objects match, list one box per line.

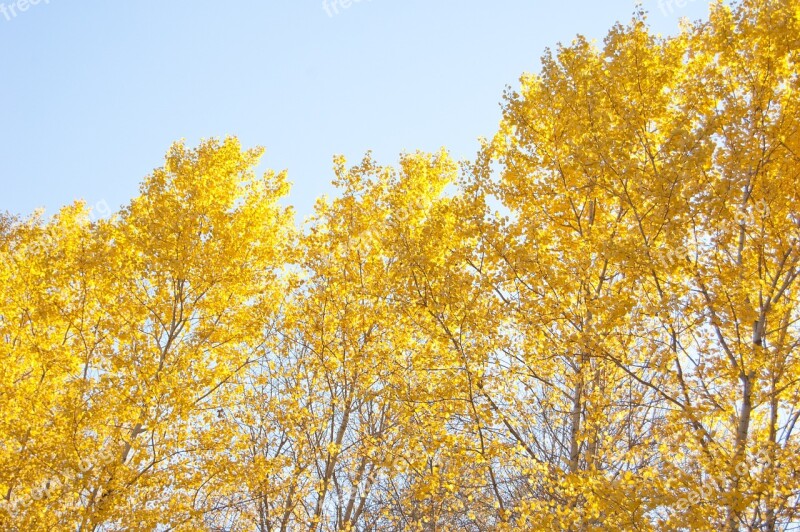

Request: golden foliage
left=1, top=1, right=799, bottom=530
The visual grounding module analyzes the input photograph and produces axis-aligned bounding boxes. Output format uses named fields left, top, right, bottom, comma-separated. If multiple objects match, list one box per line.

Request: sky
left=0, top=0, right=711, bottom=221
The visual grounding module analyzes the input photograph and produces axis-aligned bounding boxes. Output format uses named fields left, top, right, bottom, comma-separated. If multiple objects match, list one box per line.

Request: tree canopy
left=1, top=0, right=799, bottom=530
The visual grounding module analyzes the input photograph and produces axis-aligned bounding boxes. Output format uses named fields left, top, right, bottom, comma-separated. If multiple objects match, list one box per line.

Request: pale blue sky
left=0, top=0, right=710, bottom=220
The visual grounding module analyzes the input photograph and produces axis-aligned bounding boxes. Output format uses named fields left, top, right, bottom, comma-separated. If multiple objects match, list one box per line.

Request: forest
left=1, top=0, right=799, bottom=530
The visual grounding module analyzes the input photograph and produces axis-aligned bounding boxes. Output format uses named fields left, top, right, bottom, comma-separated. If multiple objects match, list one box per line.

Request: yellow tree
left=0, top=204, right=105, bottom=530
left=226, top=151, right=479, bottom=532
left=656, top=1, right=800, bottom=529
left=478, top=0, right=800, bottom=529
left=469, top=18, right=682, bottom=530
left=0, top=138, right=293, bottom=530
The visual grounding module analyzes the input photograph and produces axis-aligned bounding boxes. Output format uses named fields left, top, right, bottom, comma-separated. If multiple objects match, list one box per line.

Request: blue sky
left=0, top=0, right=710, bottom=221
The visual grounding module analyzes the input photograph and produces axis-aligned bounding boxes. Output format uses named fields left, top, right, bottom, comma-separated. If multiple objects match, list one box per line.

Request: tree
left=0, top=138, right=293, bottom=530
left=476, top=0, right=800, bottom=529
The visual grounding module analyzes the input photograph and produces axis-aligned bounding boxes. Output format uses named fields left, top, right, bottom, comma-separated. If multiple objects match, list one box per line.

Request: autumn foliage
left=1, top=0, right=799, bottom=530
